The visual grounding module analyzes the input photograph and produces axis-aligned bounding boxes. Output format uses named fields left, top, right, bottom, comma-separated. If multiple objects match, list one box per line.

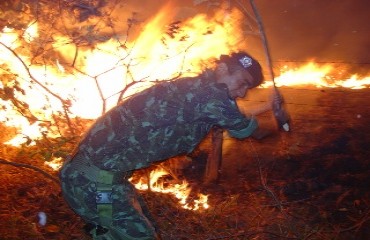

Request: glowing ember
left=130, top=167, right=209, bottom=211
left=44, top=157, right=63, bottom=171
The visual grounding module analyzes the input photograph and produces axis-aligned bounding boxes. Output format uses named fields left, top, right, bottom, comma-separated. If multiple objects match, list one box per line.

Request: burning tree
left=0, top=0, right=257, bottom=158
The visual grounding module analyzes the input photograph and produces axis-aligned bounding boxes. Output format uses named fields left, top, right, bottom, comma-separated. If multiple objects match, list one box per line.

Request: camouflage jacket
left=75, top=71, right=258, bottom=172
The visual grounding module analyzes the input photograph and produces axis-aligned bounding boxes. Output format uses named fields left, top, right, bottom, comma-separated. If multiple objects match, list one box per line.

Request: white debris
left=282, top=123, right=290, bottom=132
left=37, top=212, right=47, bottom=226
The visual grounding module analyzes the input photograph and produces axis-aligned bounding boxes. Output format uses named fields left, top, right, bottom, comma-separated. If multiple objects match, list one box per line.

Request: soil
left=0, top=87, right=369, bottom=239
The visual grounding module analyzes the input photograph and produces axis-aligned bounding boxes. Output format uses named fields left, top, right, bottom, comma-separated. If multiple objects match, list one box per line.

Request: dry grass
left=0, top=152, right=369, bottom=240
left=0, top=121, right=369, bottom=240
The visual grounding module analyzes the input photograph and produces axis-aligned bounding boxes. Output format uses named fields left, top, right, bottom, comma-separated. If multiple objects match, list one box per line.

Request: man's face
left=226, top=70, right=255, bottom=99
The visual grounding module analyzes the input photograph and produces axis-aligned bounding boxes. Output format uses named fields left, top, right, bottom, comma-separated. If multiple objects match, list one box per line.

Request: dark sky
left=255, top=0, right=370, bottom=65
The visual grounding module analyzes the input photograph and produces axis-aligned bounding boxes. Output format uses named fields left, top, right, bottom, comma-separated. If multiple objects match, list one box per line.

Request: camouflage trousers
left=59, top=159, right=159, bottom=240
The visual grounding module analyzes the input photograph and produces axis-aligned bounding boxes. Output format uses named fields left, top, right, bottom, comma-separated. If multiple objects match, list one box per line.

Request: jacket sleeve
left=202, top=89, right=258, bottom=139
left=227, top=116, right=258, bottom=139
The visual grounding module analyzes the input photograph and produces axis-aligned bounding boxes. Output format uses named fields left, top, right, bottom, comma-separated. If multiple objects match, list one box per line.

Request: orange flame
left=1, top=6, right=369, bottom=146
left=260, top=63, right=370, bottom=89
left=1, top=4, right=368, bottom=212
left=44, top=157, right=64, bottom=171
left=130, top=166, right=209, bottom=211
left=0, top=6, right=245, bottom=145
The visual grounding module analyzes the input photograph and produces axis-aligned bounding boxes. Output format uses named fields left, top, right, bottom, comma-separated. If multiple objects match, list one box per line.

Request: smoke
left=256, top=0, right=369, bottom=69
left=103, top=0, right=199, bottom=42
left=113, top=0, right=369, bottom=75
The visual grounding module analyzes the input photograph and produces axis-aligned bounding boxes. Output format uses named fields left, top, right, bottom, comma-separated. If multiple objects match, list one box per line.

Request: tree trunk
left=204, top=127, right=223, bottom=184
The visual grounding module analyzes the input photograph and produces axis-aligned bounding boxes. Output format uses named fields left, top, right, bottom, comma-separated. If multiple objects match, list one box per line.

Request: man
left=60, top=51, right=278, bottom=239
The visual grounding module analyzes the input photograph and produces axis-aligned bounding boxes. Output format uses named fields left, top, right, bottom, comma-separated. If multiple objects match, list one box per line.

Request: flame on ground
left=43, top=158, right=210, bottom=211
left=261, top=63, right=370, bottom=89
left=130, top=167, right=209, bottom=211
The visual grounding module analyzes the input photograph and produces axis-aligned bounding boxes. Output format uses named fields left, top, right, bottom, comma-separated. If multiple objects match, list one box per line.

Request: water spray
left=250, top=0, right=290, bottom=131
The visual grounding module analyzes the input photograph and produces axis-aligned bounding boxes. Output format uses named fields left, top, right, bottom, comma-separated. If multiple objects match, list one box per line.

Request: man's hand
left=271, top=88, right=290, bottom=131
left=239, top=89, right=282, bottom=117
left=239, top=102, right=271, bottom=117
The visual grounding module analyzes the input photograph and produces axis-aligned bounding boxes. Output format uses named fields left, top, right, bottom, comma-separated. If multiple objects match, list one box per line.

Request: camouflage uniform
left=60, top=71, right=258, bottom=239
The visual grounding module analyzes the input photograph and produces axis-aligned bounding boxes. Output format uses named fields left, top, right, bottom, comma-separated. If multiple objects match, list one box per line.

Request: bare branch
left=0, top=41, right=75, bottom=134
left=0, top=157, right=59, bottom=184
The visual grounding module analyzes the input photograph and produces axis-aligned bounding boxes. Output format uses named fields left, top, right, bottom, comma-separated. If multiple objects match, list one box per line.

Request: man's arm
left=243, top=102, right=272, bottom=116
left=239, top=89, right=283, bottom=117
left=238, top=90, right=285, bottom=139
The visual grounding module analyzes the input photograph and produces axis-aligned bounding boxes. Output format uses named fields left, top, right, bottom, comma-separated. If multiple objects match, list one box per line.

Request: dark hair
left=219, top=51, right=263, bottom=88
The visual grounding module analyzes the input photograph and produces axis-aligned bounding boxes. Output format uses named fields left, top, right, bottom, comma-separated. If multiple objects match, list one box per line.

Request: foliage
left=0, top=0, right=143, bottom=159
left=0, top=0, right=253, bottom=160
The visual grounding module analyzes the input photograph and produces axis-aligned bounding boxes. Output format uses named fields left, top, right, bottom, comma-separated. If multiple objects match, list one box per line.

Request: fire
left=42, top=156, right=210, bottom=210
left=0, top=2, right=369, bottom=211
left=260, top=62, right=370, bottom=89
left=130, top=167, right=209, bottom=211
left=4, top=122, right=48, bottom=146
left=336, top=75, right=370, bottom=89
left=23, top=22, right=38, bottom=43
left=2, top=5, right=369, bottom=146
left=44, top=157, right=64, bottom=171
left=0, top=5, right=246, bottom=146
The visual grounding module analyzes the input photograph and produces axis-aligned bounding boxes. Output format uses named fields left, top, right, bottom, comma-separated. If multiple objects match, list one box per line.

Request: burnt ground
left=0, top=87, right=369, bottom=239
